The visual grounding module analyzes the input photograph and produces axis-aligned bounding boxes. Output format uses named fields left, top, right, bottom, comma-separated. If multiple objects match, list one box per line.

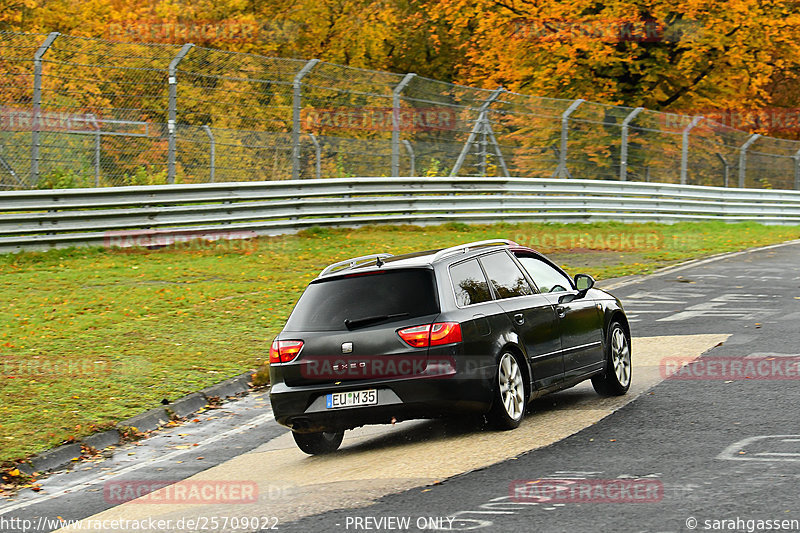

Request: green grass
left=1, top=220, right=799, bottom=464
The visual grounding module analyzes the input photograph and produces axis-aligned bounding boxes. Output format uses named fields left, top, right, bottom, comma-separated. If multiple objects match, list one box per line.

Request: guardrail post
left=554, top=99, right=584, bottom=178
left=402, top=140, right=415, bottom=176
left=30, top=32, right=59, bottom=188
left=450, top=87, right=505, bottom=177
left=292, top=59, right=320, bottom=180
left=619, top=107, right=644, bottom=181
left=738, top=133, right=760, bottom=188
left=716, top=153, right=730, bottom=187
left=308, top=133, right=321, bottom=179
left=167, top=43, right=194, bottom=184
left=202, top=125, right=215, bottom=183
left=794, top=147, right=800, bottom=190
left=391, top=73, right=416, bottom=176
left=680, top=116, right=703, bottom=185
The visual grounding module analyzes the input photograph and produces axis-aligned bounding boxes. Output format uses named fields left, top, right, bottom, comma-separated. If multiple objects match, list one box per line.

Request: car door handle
left=556, top=306, right=567, bottom=319
left=513, top=313, right=525, bottom=325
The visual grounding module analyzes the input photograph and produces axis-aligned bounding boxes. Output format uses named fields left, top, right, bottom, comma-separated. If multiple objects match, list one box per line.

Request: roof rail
left=432, top=239, right=518, bottom=262
left=319, top=253, right=394, bottom=277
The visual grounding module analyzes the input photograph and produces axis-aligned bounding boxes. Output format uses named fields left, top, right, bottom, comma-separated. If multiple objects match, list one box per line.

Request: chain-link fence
left=2, top=30, right=800, bottom=190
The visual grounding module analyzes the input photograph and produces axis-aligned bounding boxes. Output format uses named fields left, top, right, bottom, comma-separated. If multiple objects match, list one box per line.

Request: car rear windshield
left=283, top=268, right=440, bottom=332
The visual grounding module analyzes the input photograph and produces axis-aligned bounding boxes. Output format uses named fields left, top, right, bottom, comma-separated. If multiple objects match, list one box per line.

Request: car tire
left=592, top=321, right=632, bottom=396
left=487, top=351, right=527, bottom=430
left=292, top=430, right=344, bottom=455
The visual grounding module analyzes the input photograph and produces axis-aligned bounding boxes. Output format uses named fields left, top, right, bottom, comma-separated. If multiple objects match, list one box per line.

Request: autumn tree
left=428, top=0, right=800, bottom=114
left=7, top=0, right=800, bottom=133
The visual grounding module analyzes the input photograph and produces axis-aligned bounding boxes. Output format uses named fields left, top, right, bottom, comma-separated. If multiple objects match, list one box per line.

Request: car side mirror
left=574, top=274, right=595, bottom=296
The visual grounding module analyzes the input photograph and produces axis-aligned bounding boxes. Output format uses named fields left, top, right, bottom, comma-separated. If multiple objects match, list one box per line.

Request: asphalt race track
left=2, top=240, right=800, bottom=533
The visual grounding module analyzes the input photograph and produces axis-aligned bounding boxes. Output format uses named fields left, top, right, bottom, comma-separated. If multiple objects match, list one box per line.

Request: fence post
left=402, top=140, right=415, bottom=176
left=554, top=99, right=584, bottom=178
left=291, top=59, right=320, bottom=180
left=450, top=87, right=505, bottom=176
left=738, top=134, right=760, bottom=188
left=794, top=147, right=800, bottom=191
left=680, top=116, right=703, bottom=185
left=202, top=125, right=215, bottom=183
left=89, top=114, right=100, bottom=187
left=30, top=32, right=59, bottom=188
left=716, top=153, right=730, bottom=187
left=392, top=73, right=416, bottom=176
left=619, top=107, right=644, bottom=181
left=167, top=43, right=194, bottom=185
left=308, top=133, right=321, bottom=179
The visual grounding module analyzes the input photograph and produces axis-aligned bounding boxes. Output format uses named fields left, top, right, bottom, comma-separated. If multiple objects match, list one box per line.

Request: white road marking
left=599, top=239, right=800, bottom=292
left=717, top=435, right=800, bottom=462
left=0, top=411, right=276, bottom=516
left=658, top=293, right=782, bottom=322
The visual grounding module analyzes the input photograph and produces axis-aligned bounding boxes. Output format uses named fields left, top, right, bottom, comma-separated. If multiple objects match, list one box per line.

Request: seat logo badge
left=341, top=342, right=353, bottom=354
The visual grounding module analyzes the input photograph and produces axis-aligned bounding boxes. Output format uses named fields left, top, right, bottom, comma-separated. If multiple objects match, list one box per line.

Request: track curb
left=16, top=371, right=256, bottom=475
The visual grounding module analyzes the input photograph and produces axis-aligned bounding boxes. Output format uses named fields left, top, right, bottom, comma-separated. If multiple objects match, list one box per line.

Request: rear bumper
left=270, top=362, right=495, bottom=433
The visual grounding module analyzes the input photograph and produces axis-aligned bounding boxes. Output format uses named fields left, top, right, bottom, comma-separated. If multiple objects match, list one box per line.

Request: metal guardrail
left=2, top=177, right=800, bottom=254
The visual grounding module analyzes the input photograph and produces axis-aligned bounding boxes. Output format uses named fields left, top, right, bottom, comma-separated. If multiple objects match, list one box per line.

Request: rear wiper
left=344, top=313, right=409, bottom=330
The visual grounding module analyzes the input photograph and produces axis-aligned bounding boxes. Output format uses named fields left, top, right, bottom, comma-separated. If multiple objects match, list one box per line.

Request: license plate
left=326, top=389, right=377, bottom=409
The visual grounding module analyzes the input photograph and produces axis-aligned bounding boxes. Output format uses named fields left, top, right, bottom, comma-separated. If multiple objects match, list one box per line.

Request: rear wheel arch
left=487, top=346, right=528, bottom=429
left=498, top=342, right=532, bottom=402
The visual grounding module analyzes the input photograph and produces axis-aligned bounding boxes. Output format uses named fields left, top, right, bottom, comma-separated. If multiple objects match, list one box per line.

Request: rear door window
left=450, top=259, right=492, bottom=307
left=284, top=269, right=439, bottom=331
left=479, top=252, right=533, bottom=299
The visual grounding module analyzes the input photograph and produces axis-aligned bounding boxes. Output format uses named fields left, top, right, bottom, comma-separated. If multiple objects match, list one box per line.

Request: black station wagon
left=269, top=240, right=631, bottom=454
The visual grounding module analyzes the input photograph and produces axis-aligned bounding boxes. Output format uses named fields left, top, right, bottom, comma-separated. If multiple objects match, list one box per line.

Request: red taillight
left=397, top=325, right=431, bottom=348
left=429, top=322, right=462, bottom=346
left=398, top=322, right=462, bottom=348
left=269, top=339, right=304, bottom=363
